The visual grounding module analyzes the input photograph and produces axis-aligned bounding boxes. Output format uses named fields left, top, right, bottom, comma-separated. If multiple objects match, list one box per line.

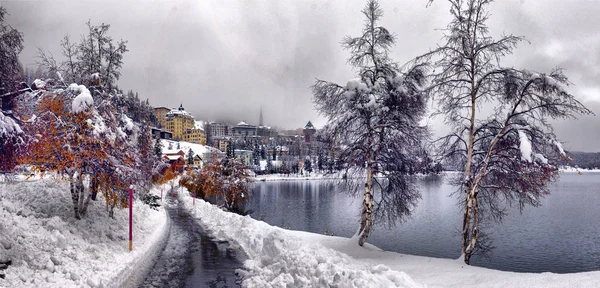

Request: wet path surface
left=141, top=188, right=244, bottom=288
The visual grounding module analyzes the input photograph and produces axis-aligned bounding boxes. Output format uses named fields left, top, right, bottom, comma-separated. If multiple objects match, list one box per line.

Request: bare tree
left=312, top=0, right=428, bottom=246
left=37, top=20, right=128, bottom=91
left=424, top=0, right=593, bottom=264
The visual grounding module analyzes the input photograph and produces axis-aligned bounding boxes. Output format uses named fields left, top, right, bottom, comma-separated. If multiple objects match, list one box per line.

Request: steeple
left=259, top=106, right=264, bottom=126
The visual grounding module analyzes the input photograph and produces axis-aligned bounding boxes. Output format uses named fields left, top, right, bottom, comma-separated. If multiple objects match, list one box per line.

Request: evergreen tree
left=260, top=145, right=266, bottom=160
left=187, top=148, right=194, bottom=166
left=304, top=158, right=313, bottom=175
left=317, top=149, right=324, bottom=172
left=226, top=138, right=234, bottom=159
left=153, top=135, right=163, bottom=158
left=266, top=157, right=273, bottom=174
left=252, top=142, right=261, bottom=168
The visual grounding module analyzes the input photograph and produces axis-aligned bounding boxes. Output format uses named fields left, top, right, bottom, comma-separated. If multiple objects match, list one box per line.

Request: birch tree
left=312, top=0, right=428, bottom=246
left=425, top=0, right=592, bottom=264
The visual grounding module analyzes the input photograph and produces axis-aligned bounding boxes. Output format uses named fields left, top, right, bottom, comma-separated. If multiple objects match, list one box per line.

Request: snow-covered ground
left=177, top=187, right=600, bottom=288
left=0, top=177, right=169, bottom=288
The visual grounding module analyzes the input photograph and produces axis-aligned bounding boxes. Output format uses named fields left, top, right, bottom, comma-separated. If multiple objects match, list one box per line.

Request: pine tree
left=226, top=138, right=234, bottom=159
left=187, top=148, right=194, bottom=167
left=260, top=145, right=266, bottom=160
left=153, top=134, right=163, bottom=158
left=304, top=158, right=313, bottom=175
left=266, top=157, right=273, bottom=174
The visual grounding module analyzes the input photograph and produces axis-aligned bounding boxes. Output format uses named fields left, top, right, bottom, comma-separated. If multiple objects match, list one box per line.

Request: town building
left=303, top=121, right=316, bottom=143
left=151, top=127, right=173, bottom=140
left=234, top=149, right=253, bottom=167
left=164, top=104, right=195, bottom=140
left=208, top=122, right=229, bottom=137
left=163, top=150, right=185, bottom=173
left=232, top=121, right=257, bottom=138
left=183, top=121, right=206, bottom=145
left=152, top=106, right=170, bottom=128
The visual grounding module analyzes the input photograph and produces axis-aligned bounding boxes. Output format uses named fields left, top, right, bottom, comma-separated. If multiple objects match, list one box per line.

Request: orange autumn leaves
left=22, top=90, right=135, bottom=211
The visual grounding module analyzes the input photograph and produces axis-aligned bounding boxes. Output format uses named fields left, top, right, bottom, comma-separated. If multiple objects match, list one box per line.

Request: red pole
left=129, top=186, right=133, bottom=252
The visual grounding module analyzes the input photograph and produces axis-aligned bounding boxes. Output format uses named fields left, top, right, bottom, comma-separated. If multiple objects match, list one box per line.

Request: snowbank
left=0, top=178, right=169, bottom=288
left=178, top=189, right=421, bottom=287
left=177, top=188, right=600, bottom=288
left=559, top=166, right=600, bottom=173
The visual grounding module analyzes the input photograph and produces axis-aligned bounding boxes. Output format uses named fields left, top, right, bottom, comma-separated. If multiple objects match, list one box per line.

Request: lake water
left=246, top=173, right=600, bottom=273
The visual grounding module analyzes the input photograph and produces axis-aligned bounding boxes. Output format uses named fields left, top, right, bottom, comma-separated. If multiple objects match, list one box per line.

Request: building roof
left=304, top=121, right=315, bottom=130
left=166, top=107, right=193, bottom=117
left=165, top=155, right=183, bottom=161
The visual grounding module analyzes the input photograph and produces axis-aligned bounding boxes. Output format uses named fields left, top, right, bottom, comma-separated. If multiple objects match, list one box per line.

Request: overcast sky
left=2, top=0, right=599, bottom=151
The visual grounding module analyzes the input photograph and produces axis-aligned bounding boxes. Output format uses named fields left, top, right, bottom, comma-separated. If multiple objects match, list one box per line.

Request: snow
left=0, top=177, right=169, bottom=288
left=259, top=160, right=282, bottom=171
left=237, top=121, right=252, bottom=126
left=165, top=109, right=192, bottom=117
left=534, top=153, right=548, bottom=165
left=0, top=111, right=23, bottom=135
left=193, top=120, right=205, bottom=130
left=32, top=79, right=46, bottom=89
left=518, top=130, right=532, bottom=162
left=68, top=84, right=94, bottom=114
left=559, top=166, right=600, bottom=173
left=165, top=155, right=183, bottom=161
left=161, top=139, right=220, bottom=159
left=175, top=187, right=600, bottom=288
left=555, top=140, right=566, bottom=157
left=122, top=114, right=134, bottom=131
left=346, top=79, right=369, bottom=93
left=56, top=72, right=64, bottom=83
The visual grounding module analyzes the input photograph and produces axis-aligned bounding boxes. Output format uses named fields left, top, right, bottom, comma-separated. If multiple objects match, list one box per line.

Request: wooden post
left=129, top=186, right=133, bottom=252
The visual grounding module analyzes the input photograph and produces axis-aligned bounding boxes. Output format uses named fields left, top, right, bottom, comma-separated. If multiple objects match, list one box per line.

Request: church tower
left=259, top=106, right=264, bottom=127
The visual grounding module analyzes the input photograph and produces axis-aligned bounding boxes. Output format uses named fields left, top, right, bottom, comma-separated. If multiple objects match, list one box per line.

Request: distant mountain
left=565, top=151, right=600, bottom=169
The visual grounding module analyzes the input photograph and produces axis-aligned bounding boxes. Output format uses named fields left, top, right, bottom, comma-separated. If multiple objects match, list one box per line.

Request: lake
left=246, top=173, right=600, bottom=273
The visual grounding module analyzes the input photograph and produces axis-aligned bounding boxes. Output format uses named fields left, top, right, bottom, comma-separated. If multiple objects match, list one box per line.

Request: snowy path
left=141, top=186, right=243, bottom=288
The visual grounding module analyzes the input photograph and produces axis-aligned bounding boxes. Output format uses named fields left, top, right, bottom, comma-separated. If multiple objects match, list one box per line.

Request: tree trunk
left=358, top=163, right=374, bottom=246
left=69, top=175, right=81, bottom=220
left=80, top=177, right=96, bottom=217
left=462, top=187, right=479, bottom=264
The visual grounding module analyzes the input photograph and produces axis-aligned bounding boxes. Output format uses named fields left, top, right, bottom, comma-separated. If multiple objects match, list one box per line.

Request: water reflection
left=247, top=173, right=600, bottom=273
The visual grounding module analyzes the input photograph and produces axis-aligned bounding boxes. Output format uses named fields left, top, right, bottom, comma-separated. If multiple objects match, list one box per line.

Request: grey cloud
left=2, top=0, right=599, bottom=151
